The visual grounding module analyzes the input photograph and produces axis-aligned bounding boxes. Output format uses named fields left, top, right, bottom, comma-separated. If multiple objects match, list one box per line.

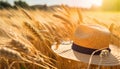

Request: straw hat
left=51, top=24, right=120, bottom=66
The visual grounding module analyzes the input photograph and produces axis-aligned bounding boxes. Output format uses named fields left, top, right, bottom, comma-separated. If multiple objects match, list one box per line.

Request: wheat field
left=0, top=6, right=120, bottom=69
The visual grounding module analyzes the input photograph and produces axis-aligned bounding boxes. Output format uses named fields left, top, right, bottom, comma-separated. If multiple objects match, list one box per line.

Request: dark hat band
left=72, top=43, right=111, bottom=55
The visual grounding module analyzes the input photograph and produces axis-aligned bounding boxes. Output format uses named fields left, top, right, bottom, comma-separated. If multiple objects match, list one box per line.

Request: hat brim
left=51, top=41, right=120, bottom=66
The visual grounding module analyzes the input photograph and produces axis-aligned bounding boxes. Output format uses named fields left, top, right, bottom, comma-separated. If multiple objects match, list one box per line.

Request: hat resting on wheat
left=51, top=24, right=120, bottom=66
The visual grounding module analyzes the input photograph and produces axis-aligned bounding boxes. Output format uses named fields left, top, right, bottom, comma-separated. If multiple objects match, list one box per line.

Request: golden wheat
left=0, top=5, right=120, bottom=69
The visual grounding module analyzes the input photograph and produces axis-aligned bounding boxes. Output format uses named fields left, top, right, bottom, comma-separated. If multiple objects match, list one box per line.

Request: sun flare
left=70, top=0, right=103, bottom=8
left=92, top=0, right=103, bottom=6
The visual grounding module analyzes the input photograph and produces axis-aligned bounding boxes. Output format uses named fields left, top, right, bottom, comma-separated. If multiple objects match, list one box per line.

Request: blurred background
left=0, top=0, right=120, bottom=11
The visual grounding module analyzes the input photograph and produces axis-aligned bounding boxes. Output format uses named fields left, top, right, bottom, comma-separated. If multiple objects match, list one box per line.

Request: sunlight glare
left=92, top=0, right=103, bottom=6
left=71, top=0, right=103, bottom=8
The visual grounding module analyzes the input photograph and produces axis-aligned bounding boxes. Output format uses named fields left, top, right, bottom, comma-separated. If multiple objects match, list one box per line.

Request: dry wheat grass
left=0, top=5, right=120, bottom=69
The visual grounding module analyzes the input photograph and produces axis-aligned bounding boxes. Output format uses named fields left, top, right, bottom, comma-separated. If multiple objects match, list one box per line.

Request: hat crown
left=73, top=24, right=110, bottom=49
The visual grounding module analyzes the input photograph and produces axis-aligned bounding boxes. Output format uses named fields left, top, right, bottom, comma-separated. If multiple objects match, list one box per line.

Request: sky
left=8, top=0, right=103, bottom=8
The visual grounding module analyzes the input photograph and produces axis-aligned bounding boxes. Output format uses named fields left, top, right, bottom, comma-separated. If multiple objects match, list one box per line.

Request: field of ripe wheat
left=0, top=6, right=120, bottom=69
